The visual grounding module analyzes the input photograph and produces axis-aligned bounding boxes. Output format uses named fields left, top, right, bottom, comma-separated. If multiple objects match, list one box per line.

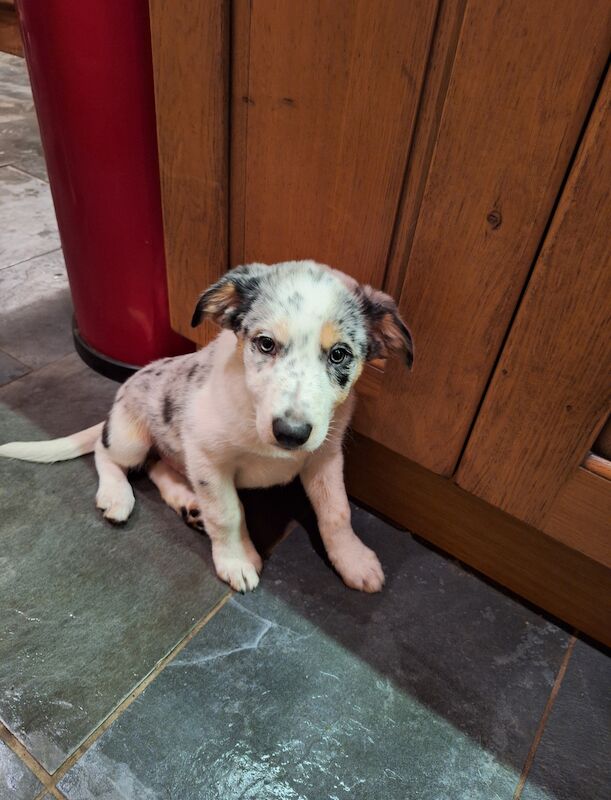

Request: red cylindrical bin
left=16, top=0, right=193, bottom=377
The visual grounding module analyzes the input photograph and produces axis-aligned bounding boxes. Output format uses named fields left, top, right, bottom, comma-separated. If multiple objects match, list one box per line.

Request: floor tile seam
left=0, top=246, right=62, bottom=273
left=0, top=720, right=56, bottom=795
left=512, top=633, right=577, bottom=799
left=1, top=162, right=50, bottom=185
left=43, top=591, right=233, bottom=790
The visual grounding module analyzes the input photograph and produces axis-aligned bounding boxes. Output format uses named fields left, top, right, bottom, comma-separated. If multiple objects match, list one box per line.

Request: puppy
left=0, top=261, right=413, bottom=593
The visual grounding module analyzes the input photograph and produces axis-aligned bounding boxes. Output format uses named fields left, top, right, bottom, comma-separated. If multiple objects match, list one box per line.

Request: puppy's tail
left=0, top=422, right=104, bottom=463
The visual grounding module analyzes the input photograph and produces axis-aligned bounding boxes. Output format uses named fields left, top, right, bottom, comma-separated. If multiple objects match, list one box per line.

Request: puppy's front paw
left=329, top=536, right=385, bottom=593
left=212, top=547, right=262, bottom=593
left=96, top=482, right=135, bottom=524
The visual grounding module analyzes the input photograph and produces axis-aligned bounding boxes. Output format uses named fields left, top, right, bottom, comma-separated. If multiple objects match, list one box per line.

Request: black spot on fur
left=336, top=370, right=350, bottom=389
left=198, top=479, right=208, bottom=487
left=101, top=419, right=110, bottom=448
left=162, top=395, right=174, bottom=424
left=154, top=370, right=162, bottom=376
left=187, top=363, right=199, bottom=380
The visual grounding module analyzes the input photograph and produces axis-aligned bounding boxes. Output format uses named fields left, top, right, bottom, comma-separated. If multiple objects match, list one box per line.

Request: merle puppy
left=0, top=261, right=413, bottom=593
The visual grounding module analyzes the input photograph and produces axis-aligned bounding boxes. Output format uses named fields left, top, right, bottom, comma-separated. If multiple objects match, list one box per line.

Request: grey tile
left=0, top=53, right=47, bottom=180
left=60, top=508, right=571, bottom=800
left=522, top=639, right=611, bottom=800
left=0, top=356, right=229, bottom=773
left=0, top=166, right=59, bottom=270
left=0, top=350, right=29, bottom=386
left=0, top=740, right=42, bottom=800
left=0, top=53, right=34, bottom=105
left=0, top=249, right=72, bottom=369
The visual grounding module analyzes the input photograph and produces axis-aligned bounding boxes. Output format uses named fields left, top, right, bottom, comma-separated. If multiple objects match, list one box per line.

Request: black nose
left=272, top=418, right=312, bottom=449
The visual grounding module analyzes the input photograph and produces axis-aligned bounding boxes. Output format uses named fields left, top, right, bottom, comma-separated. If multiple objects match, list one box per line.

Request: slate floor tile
left=521, top=639, right=611, bottom=800
left=0, top=357, right=229, bottom=773
left=0, top=740, right=42, bottom=800
left=0, top=54, right=48, bottom=181
left=0, top=249, right=72, bottom=369
left=0, top=166, right=59, bottom=270
left=0, top=350, right=29, bottom=387
left=59, top=508, right=572, bottom=800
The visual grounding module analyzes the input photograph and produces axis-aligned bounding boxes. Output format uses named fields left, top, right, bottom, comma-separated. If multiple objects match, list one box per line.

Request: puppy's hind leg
left=148, top=459, right=204, bottom=531
left=95, top=403, right=151, bottom=523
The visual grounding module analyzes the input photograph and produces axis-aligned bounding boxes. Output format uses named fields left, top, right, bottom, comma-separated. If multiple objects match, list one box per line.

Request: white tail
left=0, top=422, right=104, bottom=463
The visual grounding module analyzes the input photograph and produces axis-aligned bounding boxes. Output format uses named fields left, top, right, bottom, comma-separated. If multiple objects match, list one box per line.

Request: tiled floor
left=0, top=51, right=609, bottom=800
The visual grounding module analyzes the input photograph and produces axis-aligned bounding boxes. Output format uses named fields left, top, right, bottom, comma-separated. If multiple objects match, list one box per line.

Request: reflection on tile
left=0, top=166, right=59, bottom=270
left=0, top=53, right=47, bottom=180
left=522, top=639, right=611, bottom=800
left=0, top=249, right=72, bottom=369
left=60, top=509, right=571, bottom=800
left=0, top=740, right=42, bottom=800
left=0, top=357, right=229, bottom=772
left=0, top=349, right=28, bottom=386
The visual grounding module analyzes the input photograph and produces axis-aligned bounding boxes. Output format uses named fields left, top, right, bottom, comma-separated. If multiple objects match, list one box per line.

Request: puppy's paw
left=329, top=536, right=385, bottom=593
left=213, top=547, right=262, bottom=593
left=96, top=482, right=135, bottom=524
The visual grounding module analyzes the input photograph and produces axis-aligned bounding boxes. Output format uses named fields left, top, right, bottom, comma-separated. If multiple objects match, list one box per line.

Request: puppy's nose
left=272, top=418, right=312, bottom=449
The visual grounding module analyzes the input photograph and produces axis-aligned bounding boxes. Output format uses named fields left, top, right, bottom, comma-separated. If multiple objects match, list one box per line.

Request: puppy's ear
left=191, top=264, right=266, bottom=331
left=356, top=285, right=414, bottom=369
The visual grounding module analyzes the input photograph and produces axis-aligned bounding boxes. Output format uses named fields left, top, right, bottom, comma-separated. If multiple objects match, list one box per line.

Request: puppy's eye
left=329, top=346, right=351, bottom=365
left=256, top=335, right=276, bottom=355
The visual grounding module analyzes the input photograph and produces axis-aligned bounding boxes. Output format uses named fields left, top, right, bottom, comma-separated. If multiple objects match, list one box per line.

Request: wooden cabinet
left=149, top=0, right=611, bottom=645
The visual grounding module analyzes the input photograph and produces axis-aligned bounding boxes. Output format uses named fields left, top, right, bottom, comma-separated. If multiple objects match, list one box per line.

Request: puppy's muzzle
left=272, top=417, right=312, bottom=450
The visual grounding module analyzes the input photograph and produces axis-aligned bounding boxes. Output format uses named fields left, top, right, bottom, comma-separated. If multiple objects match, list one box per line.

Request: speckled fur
left=1, top=261, right=413, bottom=594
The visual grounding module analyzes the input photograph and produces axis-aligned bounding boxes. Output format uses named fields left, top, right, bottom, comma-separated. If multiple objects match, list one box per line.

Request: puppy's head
left=192, top=261, right=413, bottom=452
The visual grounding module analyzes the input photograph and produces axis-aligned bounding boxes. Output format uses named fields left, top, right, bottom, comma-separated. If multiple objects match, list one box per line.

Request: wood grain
left=367, top=0, right=611, bottom=474
left=542, top=467, right=611, bottom=569
left=345, top=433, right=611, bottom=648
left=0, top=0, right=22, bottom=57
left=236, top=0, right=438, bottom=286
left=149, top=0, right=228, bottom=346
left=383, top=0, right=467, bottom=299
left=457, top=73, right=611, bottom=526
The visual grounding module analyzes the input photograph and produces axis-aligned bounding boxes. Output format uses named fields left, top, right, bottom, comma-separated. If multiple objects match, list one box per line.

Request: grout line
left=45, top=592, right=233, bottom=790
left=2, top=162, right=50, bottom=185
left=0, top=722, right=57, bottom=796
left=0, top=245, right=63, bottom=273
left=512, top=634, right=577, bottom=799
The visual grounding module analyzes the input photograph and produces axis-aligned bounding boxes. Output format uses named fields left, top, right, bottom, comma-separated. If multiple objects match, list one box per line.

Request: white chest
left=234, top=450, right=306, bottom=489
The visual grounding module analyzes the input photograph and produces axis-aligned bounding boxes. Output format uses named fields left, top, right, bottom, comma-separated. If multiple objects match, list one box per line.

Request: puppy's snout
left=272, top=417, right=312, bottom=449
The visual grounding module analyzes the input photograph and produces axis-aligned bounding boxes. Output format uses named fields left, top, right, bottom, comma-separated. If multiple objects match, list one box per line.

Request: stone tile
left=0, top=53, right=34, bottom=105
left=0, top=740, right=42, bottom=800
left=521, top=639, right=611, bottom=800
left=0, top=166, right=59, bottom=270
left=60, top=508, right=571, bottom=800
left=0, top=349, right=29, bottom=386
left=0, top=249, right=72, bottom=369
left=0, top=53, right=47, bottom=180
left=0, top=357, right=229, bottom=773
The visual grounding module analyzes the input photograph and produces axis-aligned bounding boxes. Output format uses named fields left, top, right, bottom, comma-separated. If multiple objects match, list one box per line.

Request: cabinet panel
left=234, top=0, right=438, bottom=286
left=365, top=0, right=610, bottom=474
left=457, top=73, right=611, bottom=527
left=149, top=0, right=228, bottom=346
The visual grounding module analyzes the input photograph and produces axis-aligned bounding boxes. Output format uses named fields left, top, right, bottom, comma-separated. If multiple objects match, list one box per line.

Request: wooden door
left=361, top=0, right=610, bottom=475
left=456, top=73, right=611, bottom=536
left=230, top=0, right=438, bottom=285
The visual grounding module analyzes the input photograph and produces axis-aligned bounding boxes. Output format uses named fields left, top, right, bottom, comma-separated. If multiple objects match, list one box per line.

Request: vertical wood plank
left=149, top=0, right=228, bottom=346
left=238, top=0, right=438, bottom=287
left=367, top=0, right=611, bottom=474
left=457, top=73, right=611, bottom=526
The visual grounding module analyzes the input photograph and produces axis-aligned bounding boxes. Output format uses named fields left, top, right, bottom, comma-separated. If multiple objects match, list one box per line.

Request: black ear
left=191, top=264, right=266, bottom=331
left=356, top=285, right=414, bottom=369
